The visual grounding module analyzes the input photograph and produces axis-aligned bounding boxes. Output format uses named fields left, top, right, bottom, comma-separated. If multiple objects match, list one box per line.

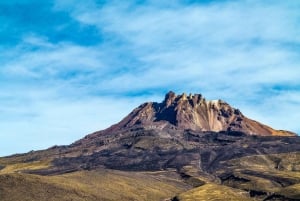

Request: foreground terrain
left=0, top=168, right=189, bottom=201
left=1, top=132, right=299, bottom=201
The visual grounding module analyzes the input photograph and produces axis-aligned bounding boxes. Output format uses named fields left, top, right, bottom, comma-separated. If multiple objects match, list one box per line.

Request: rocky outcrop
left=104, top=91, right=295, bottom=136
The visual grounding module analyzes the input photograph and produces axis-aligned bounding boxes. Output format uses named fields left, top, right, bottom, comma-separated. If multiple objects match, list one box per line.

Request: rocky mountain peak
left=163, top=91, right=204, bottom=108
left=163, top=91, right=177, bottom=107
left=106, top=92, right=295, bottom=136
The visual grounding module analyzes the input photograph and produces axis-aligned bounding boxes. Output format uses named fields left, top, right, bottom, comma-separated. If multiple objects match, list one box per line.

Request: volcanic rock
left=98, top=91, right=295, bottom=136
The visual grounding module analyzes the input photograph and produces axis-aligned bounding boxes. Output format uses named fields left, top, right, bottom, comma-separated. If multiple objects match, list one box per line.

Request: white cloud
left=2, top=40, right=106, bottom=79
left=68, top=0, right=300, bottom=92
left=0, top=88, right=157, bottom=156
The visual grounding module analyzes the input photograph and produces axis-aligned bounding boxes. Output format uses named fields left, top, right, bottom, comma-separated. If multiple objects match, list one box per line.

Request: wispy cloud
left=0, top=0, right=300, bottom=155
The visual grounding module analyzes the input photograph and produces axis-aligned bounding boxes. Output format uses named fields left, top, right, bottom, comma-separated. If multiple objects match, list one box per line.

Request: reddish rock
left=104, top=91, right=295, bottom=136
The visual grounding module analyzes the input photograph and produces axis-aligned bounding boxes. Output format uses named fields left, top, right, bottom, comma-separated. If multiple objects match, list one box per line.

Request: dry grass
left=0, top=169, right=189, bottom=201
left=175, top=183, right=254, bottom=201
left=221, top=152, right=300, bottom=198
left=228, top=152, right=300, bottom=172
left=279, top=183, right=300, bottom=199
left=0, top=160, right=51, bottom=174
left=49, top=169, right=189, bottom=201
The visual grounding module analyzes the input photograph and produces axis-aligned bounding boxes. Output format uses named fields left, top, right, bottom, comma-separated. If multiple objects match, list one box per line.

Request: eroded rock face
left=104, top=91, right=295, bottom=136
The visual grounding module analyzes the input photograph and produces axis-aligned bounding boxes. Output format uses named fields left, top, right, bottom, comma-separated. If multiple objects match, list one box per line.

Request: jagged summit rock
left=103, top=91, right=295, bottom=136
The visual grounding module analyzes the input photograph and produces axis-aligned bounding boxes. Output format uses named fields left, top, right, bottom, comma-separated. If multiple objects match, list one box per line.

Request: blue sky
left=1, top=0, right=300, bottom=156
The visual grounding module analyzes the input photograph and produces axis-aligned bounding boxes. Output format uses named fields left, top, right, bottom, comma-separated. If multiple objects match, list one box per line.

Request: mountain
left=100, top=91, right=295, bottom=136
left=0, top=92, right=299, bottom=201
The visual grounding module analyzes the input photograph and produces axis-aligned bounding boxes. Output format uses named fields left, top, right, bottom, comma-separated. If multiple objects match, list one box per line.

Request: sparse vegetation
left=0, top=169, right=189, bottom=201
left=174, top=183, right=253, bottom=201
left=0, top=160, right=51, bottom=174
left=219, top=152, right=300, bottom=199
